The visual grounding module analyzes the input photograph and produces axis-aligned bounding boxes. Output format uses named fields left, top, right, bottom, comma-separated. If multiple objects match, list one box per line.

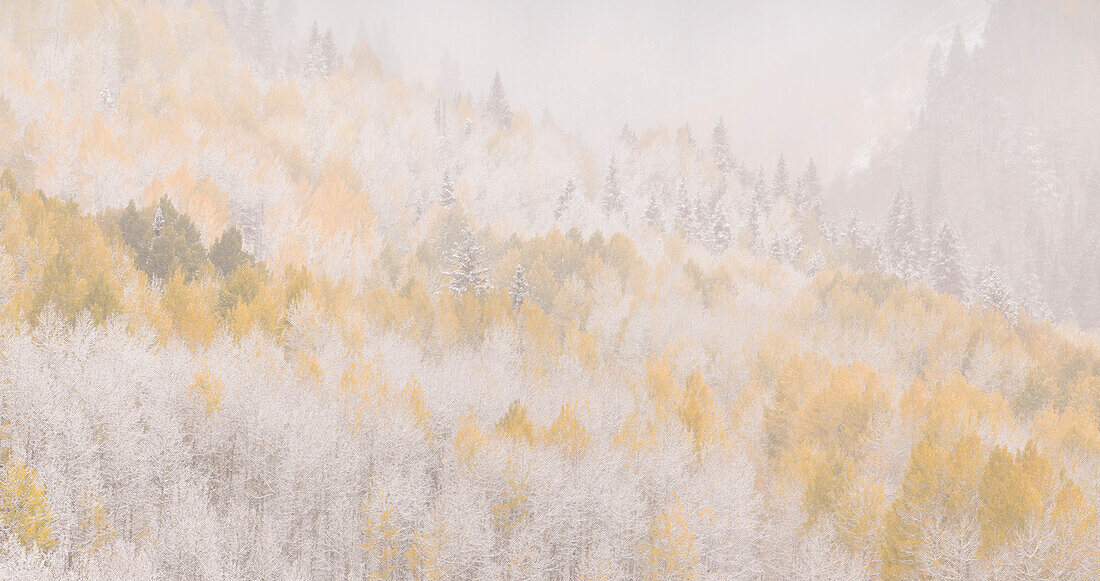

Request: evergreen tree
left=772, top=155, right=789, bottom=200
left=753, top=166, right=772, bottom=212
left=677, top=124, right=695, bottom=149
left=794, top=159, right=822, bottom=212
left=885, top=191, right=922, bottom=282
left=209, top=226, right=253, bottom=277
left=510, top=264, right=529, bottom=308
left=247, top=0, right=274, bottom=76
left=710, top=212, right=732, bottom=253
left=807, top=250, right=825, bottom=277
left=141, top=198, right=206, bottom=282
left=99, top=87, right=116, bottom=114
left=691, top=197, right=711, bottom=244
left=487, top=71, right=512, bottom=130
left=321, top=30, right=339, bottom=75
left=711, top=119, right=732, bottom=176
left=446, top=227, right=491, bottom=296
left=619, top=124, right=637, bottom=146
left=930, top=222, right=965, bottom=294
left=151, top=206, right=166, bottom=237
left=746, top=201, right=763, bottom=243
left=644, top=195, right=662, bottom=231
left=976, top=264, right=1016, bottom=323
left=434, top=98, right=448, bottom=134
left=675, top=179, right=693, bottom=234
left=439, top=169, right=456, bottom=208
left=554, top=178, right=575, bottom=221
left=304, top=23, right=323, bottom=78
left=602, top=156, right=624, bottom=218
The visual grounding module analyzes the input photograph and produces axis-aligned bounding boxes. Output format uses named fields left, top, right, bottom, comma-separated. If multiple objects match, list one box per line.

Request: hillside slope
left=0, top=1, right=1097, bottom=579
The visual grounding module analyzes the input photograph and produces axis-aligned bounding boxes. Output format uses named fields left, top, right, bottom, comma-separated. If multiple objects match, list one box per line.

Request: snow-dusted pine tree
left=554, top=178, right=575, bottom=221
left=930, top=222, right=965, bottom=294
left=753, top=166, right=772, bottom=212
left=322, top=30, right=340, bottom=75
left=152, top=207, right=166, bottom=236
left=975, top=264, right=1016, bottom=323
left=510, top=264, right=529, bottom=308
left=885, top=191, right=922, bottom=282
left=794, top=159, right=822, bottom=212
left=304, top=23, right=323, bottom=78
left=675, top=179, right=692, bottom=233
left=772, top=155, right=789, bottom=200
left=487, top=71, right=512, bottom=130
left=602, top=156, right=624, bottom=218
left=446, top=227, right=491, bottom=296
left=711, top=119, right=732, bottom=176
left=710, top=212, right=732, bottom=253
left=644, top=195, right=662, bottom=231
left=439, top=169, right=456, bottom=208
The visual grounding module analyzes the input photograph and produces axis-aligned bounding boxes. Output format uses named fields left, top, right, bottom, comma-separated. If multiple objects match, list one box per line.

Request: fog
left=1, top=1, right=1099, bottom=577
left=304, top=0, right=986, bottom=173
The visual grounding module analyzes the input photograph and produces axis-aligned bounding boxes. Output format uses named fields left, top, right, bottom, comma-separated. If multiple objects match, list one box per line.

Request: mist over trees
left=837, top=0, right=1100, bottom=328
left=0, top=0, right=1096, bottom=578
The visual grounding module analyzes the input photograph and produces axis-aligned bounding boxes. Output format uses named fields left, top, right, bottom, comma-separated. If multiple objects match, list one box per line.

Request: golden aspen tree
left=498, top=400, right=535, bottom=445
left=77, top=490, right=115, bottom=555
left=188, top=369, right=226, bottom=417
left=163, top=269, right=217, bottom=345
left=0, top=453, right=55, bottom=552
left=544, top=403, right=588, bottom=456
left=678, top=370, right=720, bottom=453
left=645, top=497, right=698, bottom=580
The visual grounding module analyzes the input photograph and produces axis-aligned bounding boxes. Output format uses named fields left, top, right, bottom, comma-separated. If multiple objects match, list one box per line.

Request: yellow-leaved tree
left=0, top=452, right=56, bottom=552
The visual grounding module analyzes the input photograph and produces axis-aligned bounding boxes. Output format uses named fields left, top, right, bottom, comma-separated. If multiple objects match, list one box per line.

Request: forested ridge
left=839, top=0, right=1100, bottom=329
left=0, top=0, right=1097, bottom=578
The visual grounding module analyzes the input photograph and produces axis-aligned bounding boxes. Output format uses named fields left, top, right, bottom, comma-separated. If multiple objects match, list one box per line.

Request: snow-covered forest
left=0, top=0, right=1097, bottom=578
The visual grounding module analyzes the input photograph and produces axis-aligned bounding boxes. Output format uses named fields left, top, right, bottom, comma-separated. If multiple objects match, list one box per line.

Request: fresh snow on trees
left=601, top=155, right=625, bottom=218
left=930, top=222, right=965, bottom=294
left=486, top=71, right=513, bottom=130
left=510, top=264, right=529, bottom=308
left=439, top=169, right=457, bottom=209
left=0, top=1, right=1098, bottom=578
left=445, top=227, right=491, bottom=296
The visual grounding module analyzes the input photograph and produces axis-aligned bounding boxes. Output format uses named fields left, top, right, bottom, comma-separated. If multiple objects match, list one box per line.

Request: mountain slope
left=0, top=1, right=1097, bottom=578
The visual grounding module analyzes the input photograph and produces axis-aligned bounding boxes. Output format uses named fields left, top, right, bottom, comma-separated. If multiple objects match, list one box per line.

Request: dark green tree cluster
left=102, top=197, right=254, bottom=282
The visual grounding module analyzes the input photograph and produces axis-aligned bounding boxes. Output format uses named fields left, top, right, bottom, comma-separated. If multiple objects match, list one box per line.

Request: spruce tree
left=795, top=159, right=822, bottom=212
left=885, top=191, right=922, bottom=282
left=321, top=30, right=339, bottom=75
left=510, top=264, right=529, bottom=308
left=304, top=23, right=323, bottom=78
left=446, top=227, right=491, bottom=296
left=151, top=207, right=166, bottom=237
left=710, top=212, right=732, bottom=253
left=487, top=71, right=512, bottom=130
left=753, top=166, right=772, bottom=212
left=644, top=195, right=662, bottom=231
left=210, top=226, right=253, bottom=276
left=711, top=119, right=732, bottom=176
left=439, top=169, right=456, bottom=208
left=554, top=178, right=575, bottom=221
left=930, top=222, right=965, bottom=294
left=772, top=155, right=789, bottom=200
left=602, top=156, right=624, bottom=218
left=976, top=264, right=1016, bottom=323
left=675, top=179, right=692, bottom=234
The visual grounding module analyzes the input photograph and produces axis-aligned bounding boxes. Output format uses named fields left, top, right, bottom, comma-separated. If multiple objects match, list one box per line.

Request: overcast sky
left=299, top=0, right=986, bottom=177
